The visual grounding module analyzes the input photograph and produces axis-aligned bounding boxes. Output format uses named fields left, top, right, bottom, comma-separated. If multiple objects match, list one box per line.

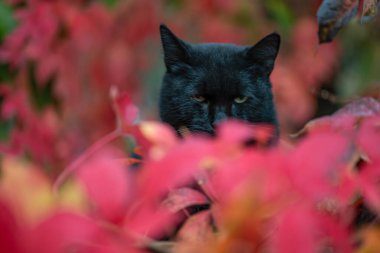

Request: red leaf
left=163, top=187, right=209, bottom=213
left=217, top=120, right=275, bottom=146
left=203, top=151, right=259, bottom=202
left=273, top=205, right=320, bottom=253
left=357, top=116, right=380, bottom=162
left=77, top=148, right=130, bottom=223
left=28, top=212, right=111, bottom=253
left=289, top=132, right=357, bottom=207
left=0, top=200, right=24, bottom=253
left=357, top=162, right=380, bottom=212
left=204, top=148, right=291, bottom=207
left=334, top=97, right=380, bottom=116
left=110, top=87, right=139, bottom=131
left=319, top=214, right=353, bottom=253
left=295, top=97, right=380, bottom=136
left=124, top=200, right=178, bottom=239
left=138, top=137, right=212, bottom=201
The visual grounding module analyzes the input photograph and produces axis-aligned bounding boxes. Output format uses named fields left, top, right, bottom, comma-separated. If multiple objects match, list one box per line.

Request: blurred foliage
left=262, top=0, right=295, bottom=33
left=337, top=21, right=380, bottom=98
left=101, top=0, right=119, bottom=8
left=27, top=63, right=59, bottom=112
left=0, top=0, right=379, bottom=169
left=0, top=1, right=380, bottom=252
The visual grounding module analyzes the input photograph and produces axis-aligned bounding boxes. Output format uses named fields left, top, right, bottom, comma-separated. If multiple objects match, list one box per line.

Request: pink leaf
left=357, top=116, right=380, bottom=162
left=138, top=137, right=212, bottom=201
left=320, top=215, right=353, bottom=253
left=177, top=210, right=213, bottom=242
left=289, top=132, right=357, bottom=207
left=273, top=205, right=320, bottom=253
left=124, top=200, right=178, bottom=239
left=358, top=162, right=380, bottom=212
left=110, top=87, right=139, bottom=131
left=77, top=148, right=130, bottom=223
left=217, top=120, right=275, bottom=146
left=296, top=97, right=380, bottom=136
left=28, top=212, right=112, bottom=253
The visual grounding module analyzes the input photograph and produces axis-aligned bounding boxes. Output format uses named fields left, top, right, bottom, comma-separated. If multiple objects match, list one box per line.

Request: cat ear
left=245, top=33, right=280, bottom=75
left=160, top=24, right=190, bottom=71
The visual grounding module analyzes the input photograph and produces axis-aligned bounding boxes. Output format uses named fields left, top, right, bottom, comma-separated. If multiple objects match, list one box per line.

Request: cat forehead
left=185, top=44, right=250, bottom=94
left=189, top=43, right=248, bottom=66
left=193, top=43, right=246, bottom=52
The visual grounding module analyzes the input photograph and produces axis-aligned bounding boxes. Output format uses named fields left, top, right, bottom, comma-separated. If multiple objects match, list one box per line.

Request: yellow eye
left=193, top=95, right=206, bottom=103
left=234, top=96, right=248, bottom=103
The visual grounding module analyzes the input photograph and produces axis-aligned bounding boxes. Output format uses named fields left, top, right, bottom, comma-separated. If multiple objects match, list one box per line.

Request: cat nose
left=212, top=110, right=228, bottom=128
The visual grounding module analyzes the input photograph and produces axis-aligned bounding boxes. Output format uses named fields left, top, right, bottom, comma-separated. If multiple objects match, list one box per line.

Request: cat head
left=159, top=24, right=280, bottom=137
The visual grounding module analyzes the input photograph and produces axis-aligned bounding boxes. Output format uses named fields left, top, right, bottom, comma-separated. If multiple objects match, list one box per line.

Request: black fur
left=159, top=24, right=280, bottom=136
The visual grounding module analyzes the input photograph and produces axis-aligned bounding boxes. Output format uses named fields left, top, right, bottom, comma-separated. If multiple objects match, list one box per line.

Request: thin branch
left=53, top=129, right=121, bottom=192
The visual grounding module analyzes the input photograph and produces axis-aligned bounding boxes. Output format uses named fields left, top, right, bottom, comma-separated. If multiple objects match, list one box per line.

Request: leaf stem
left=53, top=129, right=121, bottom=192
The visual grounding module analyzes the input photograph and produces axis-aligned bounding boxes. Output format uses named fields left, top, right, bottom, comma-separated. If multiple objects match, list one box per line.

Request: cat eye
left=234, top=96, right=248, bottom=104
left=193, top=95, right=207, bottom=103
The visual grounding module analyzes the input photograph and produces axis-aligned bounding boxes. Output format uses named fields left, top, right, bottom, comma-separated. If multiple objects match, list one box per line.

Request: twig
left=53, top=129, right=121, bottom=192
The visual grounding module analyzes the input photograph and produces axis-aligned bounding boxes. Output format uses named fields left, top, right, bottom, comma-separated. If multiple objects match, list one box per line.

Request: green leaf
left=0, top=2, right=17, bottom=42
left=263, top=0, right=295, bottom=33
left=101, top=0, right=119, bottom=8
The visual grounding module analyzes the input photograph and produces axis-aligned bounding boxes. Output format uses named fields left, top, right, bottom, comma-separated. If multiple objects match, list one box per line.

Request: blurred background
left=0, top=0, right=379, bottom=175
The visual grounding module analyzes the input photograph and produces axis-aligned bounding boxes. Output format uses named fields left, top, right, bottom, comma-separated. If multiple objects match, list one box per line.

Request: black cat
left=156, top=25, right=377, bottom=248
left=159, top=24, right=280, bottom=138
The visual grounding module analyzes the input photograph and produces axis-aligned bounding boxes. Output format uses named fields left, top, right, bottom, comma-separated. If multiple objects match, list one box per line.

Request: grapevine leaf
left=274, top=206, right=319, bottom=253
left=76, top=148, right=130, bottom=223
left=294, top=97, right=380, bottom=136
left=289, top=132, right=357, bottom=207
left=110, top=86, right=139, bottom=132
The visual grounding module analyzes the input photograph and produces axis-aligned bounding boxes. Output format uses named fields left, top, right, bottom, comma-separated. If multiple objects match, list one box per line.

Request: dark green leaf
left=0, top=2, right=17, bottom=42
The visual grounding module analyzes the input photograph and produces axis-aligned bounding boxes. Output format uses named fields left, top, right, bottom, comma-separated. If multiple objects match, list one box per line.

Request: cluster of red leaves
left=0, top=86, right=59, bottom=163
left=0, top=0, right=343, bottom=170
left=0, top=0, right=161, bottom=167
left=161, top=0, right=247, bottom=44
left=1, top=96, right=380, bottom=253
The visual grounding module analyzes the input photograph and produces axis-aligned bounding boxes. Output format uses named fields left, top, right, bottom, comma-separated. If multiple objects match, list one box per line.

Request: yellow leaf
left=0, top=156, right=55, bottom=225
left=356, top=226, right=380, bottom=253
left=57, top=179, right=89, bottom=213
